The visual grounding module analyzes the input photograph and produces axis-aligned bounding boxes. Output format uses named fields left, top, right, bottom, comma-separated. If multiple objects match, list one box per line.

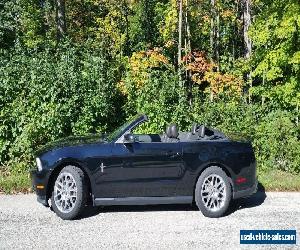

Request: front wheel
left=195, top=166, right=232, bottom=218
left=51, top=165, right=87, bottom=220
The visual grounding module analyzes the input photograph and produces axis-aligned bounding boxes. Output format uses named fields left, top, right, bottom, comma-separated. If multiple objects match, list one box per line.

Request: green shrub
left=253, top=110, right=300, bottom=173
left=124, top=69, right=191, bottom=133
left=0, top=43, right=124, bottom=172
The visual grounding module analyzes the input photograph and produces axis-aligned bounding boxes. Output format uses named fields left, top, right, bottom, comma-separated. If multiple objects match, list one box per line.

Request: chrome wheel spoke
left=54, top=172, right=77, bottom=214
left=56, top=182, right=63, bottom=189
left=205, top=197, right=212, bottom=207
left=201, top=174, right=227, bottom=212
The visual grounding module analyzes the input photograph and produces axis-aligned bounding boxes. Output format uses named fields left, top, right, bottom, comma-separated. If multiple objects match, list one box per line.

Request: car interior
left=132, top=123, right=227, bottom=143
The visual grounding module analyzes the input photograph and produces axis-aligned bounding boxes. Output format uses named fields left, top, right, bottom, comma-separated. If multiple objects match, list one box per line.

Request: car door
left=94, top=140, right=184, bottom=198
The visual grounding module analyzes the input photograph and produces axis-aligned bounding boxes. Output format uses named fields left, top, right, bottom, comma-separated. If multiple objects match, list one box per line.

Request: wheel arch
left=192, top=163, right=234, bottom=202
left=46, top=159, right=93, bottom=203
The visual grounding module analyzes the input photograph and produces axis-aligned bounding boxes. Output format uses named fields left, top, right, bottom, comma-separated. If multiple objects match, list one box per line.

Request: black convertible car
left=31, top=114, right=257, bottom=220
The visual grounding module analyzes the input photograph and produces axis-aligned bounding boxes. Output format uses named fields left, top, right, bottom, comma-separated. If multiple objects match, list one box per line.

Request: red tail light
left=236, top=177, right=247, bottom=184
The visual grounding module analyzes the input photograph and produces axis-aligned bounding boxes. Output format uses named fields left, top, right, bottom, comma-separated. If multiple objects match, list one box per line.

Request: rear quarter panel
left=177, top=140, right=256, bottom=196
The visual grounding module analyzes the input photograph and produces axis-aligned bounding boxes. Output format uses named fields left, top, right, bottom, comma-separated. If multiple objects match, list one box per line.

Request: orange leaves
left=204, top=71, right=242, bottom=98
left=120, top=48, right=243, bottom=99
left=184, top=51, right=213, bottom=84
left=183, top=51, right=243, bottom=98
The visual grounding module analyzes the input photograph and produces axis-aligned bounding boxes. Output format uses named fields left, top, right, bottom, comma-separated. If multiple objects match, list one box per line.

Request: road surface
left=0, top=192, right=299, bottom=249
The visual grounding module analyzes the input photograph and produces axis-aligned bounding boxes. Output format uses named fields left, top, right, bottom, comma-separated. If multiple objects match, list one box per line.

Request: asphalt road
left=0, top=192, right=299, bottom=249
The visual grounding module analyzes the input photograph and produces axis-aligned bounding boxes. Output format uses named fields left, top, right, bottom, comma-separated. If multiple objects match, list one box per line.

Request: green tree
left=250, top=0, right=300, bottom=116
left=128, top=0, right=160, bottom=51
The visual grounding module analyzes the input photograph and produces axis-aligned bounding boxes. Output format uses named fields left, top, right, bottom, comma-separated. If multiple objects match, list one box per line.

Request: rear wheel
left=51, top=165, right=87, bottom=220
left=195, top=166, right=232, bottom=218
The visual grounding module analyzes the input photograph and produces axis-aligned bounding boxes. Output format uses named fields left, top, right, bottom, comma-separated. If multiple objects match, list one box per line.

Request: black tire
left=51, top=165, right=87, bottom=220
left=195, top=166, right=232, bottom=218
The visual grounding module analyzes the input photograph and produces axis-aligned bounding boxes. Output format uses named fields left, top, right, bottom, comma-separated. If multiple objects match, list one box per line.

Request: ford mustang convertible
left=31, top=114, right=257, bottom=220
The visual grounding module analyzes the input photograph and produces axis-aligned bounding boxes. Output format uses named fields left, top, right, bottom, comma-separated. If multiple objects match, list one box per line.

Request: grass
left=258, top=169, right=300, bottom=192
left=0, top=171, right=31, bottom=194
left=0, top=169, right=300, bottom=194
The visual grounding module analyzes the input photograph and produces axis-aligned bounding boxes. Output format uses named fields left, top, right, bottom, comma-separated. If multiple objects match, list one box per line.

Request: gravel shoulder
left=0, top=192, right=299, bottom=249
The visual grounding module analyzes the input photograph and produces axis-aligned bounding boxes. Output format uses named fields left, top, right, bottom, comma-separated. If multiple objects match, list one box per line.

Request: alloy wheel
left=201, top=174, right=226, bottom=212
left=53, top=172, right=78, bottom=213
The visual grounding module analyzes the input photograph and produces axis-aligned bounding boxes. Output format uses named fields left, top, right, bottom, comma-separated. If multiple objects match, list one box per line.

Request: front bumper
left=30, top=169, right=50, bottom=207
left=233, top=179, right=258, bottom=199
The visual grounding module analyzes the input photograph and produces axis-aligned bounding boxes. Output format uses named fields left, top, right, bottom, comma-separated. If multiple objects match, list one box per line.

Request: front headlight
left=36, top=158, right=42, bottom=171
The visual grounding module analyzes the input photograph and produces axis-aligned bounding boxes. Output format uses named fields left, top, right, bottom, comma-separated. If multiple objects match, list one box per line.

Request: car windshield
left=106, top=114, right=143, bottom=142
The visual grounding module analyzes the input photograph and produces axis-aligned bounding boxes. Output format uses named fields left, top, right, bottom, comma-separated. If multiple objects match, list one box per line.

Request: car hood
left=35, top=134, right=106, bottom=156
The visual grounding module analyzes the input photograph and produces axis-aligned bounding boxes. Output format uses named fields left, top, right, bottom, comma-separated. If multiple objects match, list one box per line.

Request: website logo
left=240, top=230, right=296, bottom=244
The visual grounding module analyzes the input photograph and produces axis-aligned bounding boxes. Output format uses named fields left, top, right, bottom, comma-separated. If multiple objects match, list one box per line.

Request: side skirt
left=94, top=196, right=193, bottom=206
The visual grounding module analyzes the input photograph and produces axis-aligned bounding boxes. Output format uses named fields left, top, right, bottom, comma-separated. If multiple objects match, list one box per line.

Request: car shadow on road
left=80, top=203, right=198, bottom=219
left=79, top=182, right=266, bottom=220
left=227, top=182, right=267, bottom=216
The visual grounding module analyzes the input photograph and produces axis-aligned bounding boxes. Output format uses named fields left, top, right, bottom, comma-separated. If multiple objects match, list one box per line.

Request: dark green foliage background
left=0, top=0, right=299, bottom=189
left=0, top=42, right=125, bottom=174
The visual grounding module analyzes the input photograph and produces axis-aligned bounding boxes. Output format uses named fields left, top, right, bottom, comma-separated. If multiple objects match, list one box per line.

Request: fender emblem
left=100, top=162, right=106, bottom=173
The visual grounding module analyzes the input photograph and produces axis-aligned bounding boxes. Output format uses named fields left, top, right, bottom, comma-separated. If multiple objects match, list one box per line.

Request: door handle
left=165, top=152, right=181, bottom=158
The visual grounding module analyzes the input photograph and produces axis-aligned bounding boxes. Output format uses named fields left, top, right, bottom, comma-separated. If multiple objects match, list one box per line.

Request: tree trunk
left=210, top=0, right=219, bottom=66
left=178, top=0, right=183, bottom=69
left=210, top=0, right=215, bottom=63
left=232, top=0, right=240, bottom=60
left=56, top=0, right=66, bottom=41
left=185, top=0, right=192, bottom=105
left=243, top=0, right=252, bottom=59
left=243, top=0, right=252, bottom=103
left=296, top=103, right=299, bottom=126
left=120, top=0, right=130, bottom=56
left=210, top=0, right=219, bottom=101
left=178, top=0, right=183, bottom=87
left=215, top=9, right=220, bottom=71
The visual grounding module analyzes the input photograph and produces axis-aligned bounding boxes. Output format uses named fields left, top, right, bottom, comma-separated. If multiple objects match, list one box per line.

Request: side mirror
left=123, top=133, right=135, bottom=144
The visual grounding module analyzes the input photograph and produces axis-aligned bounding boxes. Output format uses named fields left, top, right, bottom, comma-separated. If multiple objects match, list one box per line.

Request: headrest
left=198, top=125, right=205, bottom=138
left=191, top=123, right=198, bottom=134
left=166, top=124, right=179, bottom=138
left=191, top=123, right=206, bottom=138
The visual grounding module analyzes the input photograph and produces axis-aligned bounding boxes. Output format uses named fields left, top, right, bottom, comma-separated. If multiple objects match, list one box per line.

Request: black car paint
left=31, top=114, right=257, bottom=207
